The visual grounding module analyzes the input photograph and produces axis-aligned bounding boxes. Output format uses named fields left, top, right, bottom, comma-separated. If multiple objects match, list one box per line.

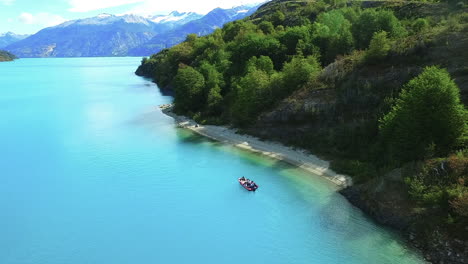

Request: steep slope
left=128, top=5, right=260, bottom=56
left=0, top=32, right=29, bottom=48
left=5, top=14, right=166, bottom=57
left=135, top=1, right=468, bottom=263
left=0, top=50, right=16, bottom=61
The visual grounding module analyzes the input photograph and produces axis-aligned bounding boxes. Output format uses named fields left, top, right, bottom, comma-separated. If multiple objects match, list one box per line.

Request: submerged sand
left=159, top=104, right=352, bottom=189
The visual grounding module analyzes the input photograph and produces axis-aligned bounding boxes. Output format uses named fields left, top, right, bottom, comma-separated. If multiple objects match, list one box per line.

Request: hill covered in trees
left=0, top=50, right=17, bottom=61
left=136, top=0, right=468, bottom=262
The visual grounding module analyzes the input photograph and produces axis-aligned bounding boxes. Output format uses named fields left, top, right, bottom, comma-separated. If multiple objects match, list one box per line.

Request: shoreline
left=159, top=104, right=352, bottom=189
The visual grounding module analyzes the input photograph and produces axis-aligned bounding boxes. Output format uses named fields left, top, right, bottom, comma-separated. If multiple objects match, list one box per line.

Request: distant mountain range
left=149, top=11, right=203, bottom=27
left=0, top=32, right=30, bottom=48
left=4, top=5, right=260, bottom=58
left=128, top=6, right=259, bottom=56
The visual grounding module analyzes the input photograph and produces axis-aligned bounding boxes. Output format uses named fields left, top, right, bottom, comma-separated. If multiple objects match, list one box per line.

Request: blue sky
left=1, top=0, right=264, bottom=34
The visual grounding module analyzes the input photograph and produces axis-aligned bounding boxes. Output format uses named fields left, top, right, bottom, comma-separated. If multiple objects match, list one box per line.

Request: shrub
left=281, top=55, right=321, bottom=94
left=451, top=193, right=468, bottom=218
left=365, top=31, right=391, bottom=63
left=380, top=66, right=467, bottom=162
left=412, top=18, right=429, bottom=33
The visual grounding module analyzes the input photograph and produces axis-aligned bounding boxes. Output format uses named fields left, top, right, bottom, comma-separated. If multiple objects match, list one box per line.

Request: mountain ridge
left=0, top=32, right=30, bottom=49
left=128, top=5, right=260, bottom=56
left=4, top=5, right=260, bottom=58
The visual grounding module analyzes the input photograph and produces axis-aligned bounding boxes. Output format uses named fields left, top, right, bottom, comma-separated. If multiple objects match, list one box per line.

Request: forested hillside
left=136, top=0, right=468, bottom=262
left=0, top=50, right=16, bottom=61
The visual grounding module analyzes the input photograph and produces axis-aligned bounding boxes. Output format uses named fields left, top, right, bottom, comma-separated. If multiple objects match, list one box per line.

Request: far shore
left=159, top=104, right=352, bottom=189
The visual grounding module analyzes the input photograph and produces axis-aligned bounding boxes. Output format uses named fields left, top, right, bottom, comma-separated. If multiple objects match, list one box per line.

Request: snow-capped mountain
left=5, top=14, right=164, bottom=57
left=4, top=4, right=261, bottom=57
left=129, top=5, right=261, bottom=56
left=150, top=11, right=203, bottom=26
left=0, top=32, right=30, bottom=48
left=55, top=13, right=154, bottom=27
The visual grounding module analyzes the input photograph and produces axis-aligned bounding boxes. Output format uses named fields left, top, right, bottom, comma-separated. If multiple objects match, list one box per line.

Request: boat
left=238, top=177, right=258, bottom=191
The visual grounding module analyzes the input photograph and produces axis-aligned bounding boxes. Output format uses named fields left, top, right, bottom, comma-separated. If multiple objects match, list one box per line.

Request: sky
left=0, top=0, right=265, bottom=35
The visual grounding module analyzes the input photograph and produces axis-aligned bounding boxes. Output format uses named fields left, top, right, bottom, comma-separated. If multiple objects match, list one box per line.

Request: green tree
left=280, top=55, right=321, bottom=96
left=365, top=31, right=391, bottom=63
left=199, top=61, right=224, bottom=91
left=352, top=9, right=406, bottom=49
left=246, top=56, right=275, bottom=75
left=174, top=66, right=206, bottom=113
left=228, top=34, right=283, bottom=74
left=279, top=26, right=311, bottom=55
left=380, top=66, right=467, bottom=162
left=313, top=10, right=354, bottom=64
left=207, top=85, right=223, bottom=114
left=222, top=21, right=257, bottom=42
left=185, top=33, right=198, bottom=43
left=258, top=21, right=275, bottom=34
left=412, top=18, right=429, bottom=33
left=316, top=10, right=349, bottom=36
left=271, top=10, right=286, bottom=26
left=232, top=69, right=272, bottom=125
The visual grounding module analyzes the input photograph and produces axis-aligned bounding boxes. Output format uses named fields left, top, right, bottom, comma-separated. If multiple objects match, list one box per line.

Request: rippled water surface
left=0, top=58, right=425, bottom=264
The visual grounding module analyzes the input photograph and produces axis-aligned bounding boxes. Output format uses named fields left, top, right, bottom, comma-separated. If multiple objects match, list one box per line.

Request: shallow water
left=0, top=57, right=425, bottom=264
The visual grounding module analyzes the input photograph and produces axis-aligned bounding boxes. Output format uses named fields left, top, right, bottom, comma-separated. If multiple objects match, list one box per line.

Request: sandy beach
left=159, top=104, right=352, bottom=189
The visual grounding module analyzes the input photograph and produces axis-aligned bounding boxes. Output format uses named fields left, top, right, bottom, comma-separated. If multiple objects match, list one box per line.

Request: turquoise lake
left=0, top=57, right=425, bottom=264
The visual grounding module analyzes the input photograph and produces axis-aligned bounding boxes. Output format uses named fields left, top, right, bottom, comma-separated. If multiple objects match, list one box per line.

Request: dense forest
left=137, top=0, right=468, bottom=262
left=0, top=50, right=16, bottom=61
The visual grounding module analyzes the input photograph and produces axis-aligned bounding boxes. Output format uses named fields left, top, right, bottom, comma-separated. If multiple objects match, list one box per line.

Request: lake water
left=0, top=58, right=425, bottom=264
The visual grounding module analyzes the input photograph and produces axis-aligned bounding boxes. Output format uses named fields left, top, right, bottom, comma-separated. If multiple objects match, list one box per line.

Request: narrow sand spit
left=159, top=104, right=352, bottom=189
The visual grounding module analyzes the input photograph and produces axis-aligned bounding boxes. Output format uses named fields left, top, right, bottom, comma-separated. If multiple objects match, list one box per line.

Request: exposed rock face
left=339, top=169, right=417, bottom=230
left=259, top=88, right=337, bottom=124
left=340, top=170, right=468, bottom=264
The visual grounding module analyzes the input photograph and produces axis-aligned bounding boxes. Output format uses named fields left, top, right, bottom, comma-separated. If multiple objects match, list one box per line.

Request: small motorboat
left=238, top=177, right=258, bottom=191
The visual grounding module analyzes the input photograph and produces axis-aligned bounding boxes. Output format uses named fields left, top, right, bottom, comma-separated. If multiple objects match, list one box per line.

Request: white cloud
left=19, top=12, right=34, bottom=24
left=0, top=0, right=15, bottom=6
left=68, top=0, right=145, bottom=12
left=18, top=12, right=67, bottom=27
